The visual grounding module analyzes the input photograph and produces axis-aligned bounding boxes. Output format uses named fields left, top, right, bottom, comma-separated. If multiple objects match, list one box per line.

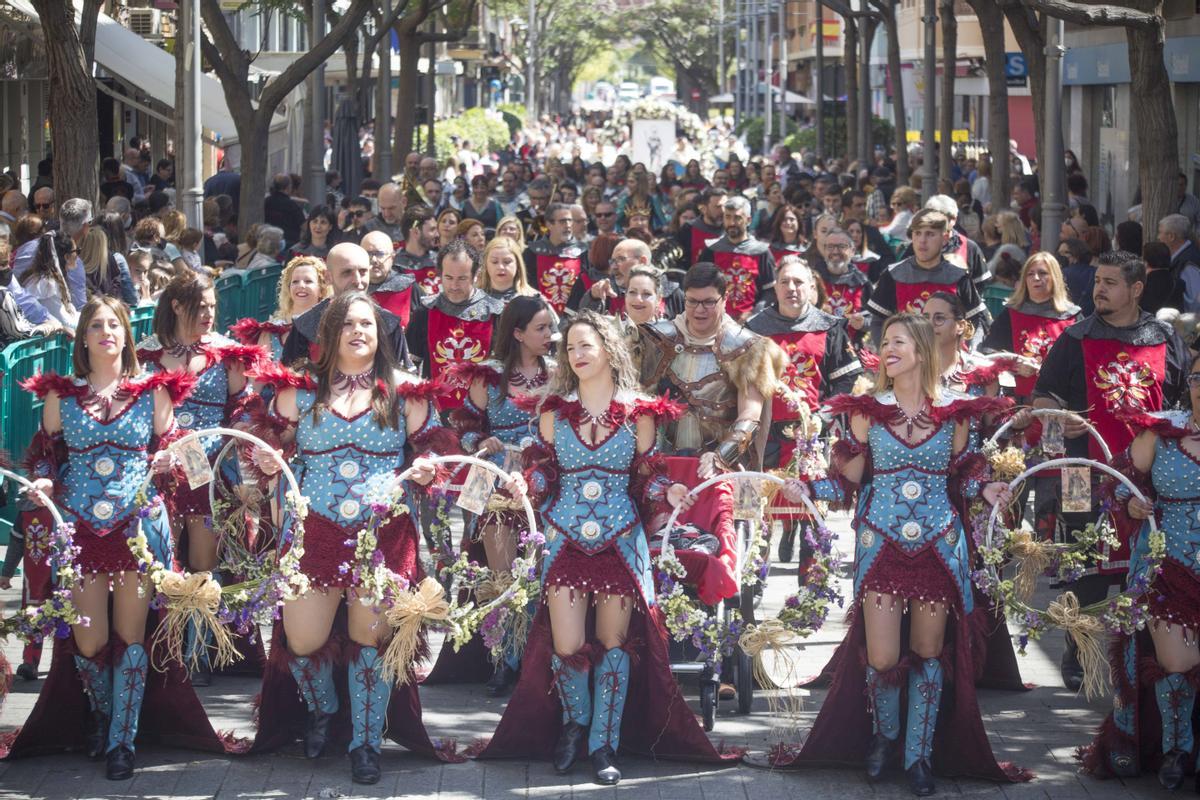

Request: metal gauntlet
left=714, top=419, right=759, bottom=468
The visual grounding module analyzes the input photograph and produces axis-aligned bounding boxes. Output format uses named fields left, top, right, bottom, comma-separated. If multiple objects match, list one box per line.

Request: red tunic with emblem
left=523, top=239, right=586, bottom=315
left=370, top=271, right=418, bottom=330
left=405, top=289, right=505, bottom=410
left=676, top=218, right=724, bottom=267
left=394, top=249, right=440, bottom=296
left=813, top=258, right=872, bottom=319
left=698, top=235, right=778, bottom=318
left=981, top=299, right=1081, bottom=398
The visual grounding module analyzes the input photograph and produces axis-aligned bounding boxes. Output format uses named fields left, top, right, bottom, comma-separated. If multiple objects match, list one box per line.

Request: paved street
left=0, top=512, right=1154, bottom=800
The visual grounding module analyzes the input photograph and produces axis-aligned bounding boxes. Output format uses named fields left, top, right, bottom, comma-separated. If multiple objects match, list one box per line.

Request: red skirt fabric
left=770, top=609, right=1031, bottom=782
left=68, top=515, right=140, bottom=576
left=0, top=615, right=241, bottom=759
left=249, top=610, right=463, bottom=762
left=544, top=540, right=638, bottom=599
left=1145, top=558, right=1200, bottom=632
left=859, top=540, right=963, bottom=612
left=473, top=598, right=741, bottom=764
left=172, top=479, right=213, bottom=519
left=293, top=512, right=420, bottom=590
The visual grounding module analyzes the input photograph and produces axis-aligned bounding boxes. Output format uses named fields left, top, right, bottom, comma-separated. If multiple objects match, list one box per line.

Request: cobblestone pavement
left=0, top=511, right=1155, bottom=799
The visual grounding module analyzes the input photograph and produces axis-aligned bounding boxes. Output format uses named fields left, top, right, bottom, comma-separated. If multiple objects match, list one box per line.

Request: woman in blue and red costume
left=230, top=255, right=332, bottom=364
left=475, top=310, right=740, bottom=785
left=424, top=293, right=557, bottom=696
left=1080, top=352, right=1200, bottom=791
left=2, top=297, right=237, bottom=779
left=248, top=291, right=466, bottom=785
left=776, top=313, right=1030, bottom=796
left=136, top=272, right=266, bottom=684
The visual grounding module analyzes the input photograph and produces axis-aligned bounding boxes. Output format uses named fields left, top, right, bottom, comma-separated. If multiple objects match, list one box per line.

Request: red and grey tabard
left=868, top=257, right=987, bottom=319
left=698, top=235, right=778, bottom=318
left=523, top=239, right=586, bottom=315
left=406, top=289, right=505, bottom=409
left=676, top=218, right=724, bottom=267
left=394, top=249, right=440, bottom=296
left=981, top=299, right=1080, bottom=397
left=370, top=270, right=418, bottom=330
left=812, top=257, right=873, bottom=318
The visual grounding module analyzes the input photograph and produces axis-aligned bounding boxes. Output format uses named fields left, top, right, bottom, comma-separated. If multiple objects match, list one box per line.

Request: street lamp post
left=815, top=0, right=824, bottom=162
left=309, top=0, right=326, bottom=206
left=778, top=0, right=787, bottom=142
left=921, top=0, right=936, bottom=204
left=376, top=0, right=393, bottom=182
left=180, top=0, right=203, bottom=228
left=526, top=0, right=536, bottom=120
left=764, top=0, right=773, bottom=155
left=1041, top=16, right=1066, bottom=254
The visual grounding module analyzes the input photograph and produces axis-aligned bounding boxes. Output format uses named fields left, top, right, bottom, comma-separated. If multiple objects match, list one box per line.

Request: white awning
left=8, top=0, right=239, bottom=139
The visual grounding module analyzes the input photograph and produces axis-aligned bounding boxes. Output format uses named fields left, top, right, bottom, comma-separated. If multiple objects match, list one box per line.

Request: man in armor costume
left=523, top=202, right=589, bottom=316
left=639, top=262, right=785, bottom=478
left=698, top=196, right=778, bottom=322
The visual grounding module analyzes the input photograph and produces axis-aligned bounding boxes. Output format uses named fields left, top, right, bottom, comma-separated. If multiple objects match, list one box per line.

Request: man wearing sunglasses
left=341, top=196, right=373, bottom=243
left=523, top=202, right=587, bottom=315
left=30, top=187, right=55, bottom=222
left=1033, top=249, right=1191, bottom=690
left=640, top=262, right=781, bottom=479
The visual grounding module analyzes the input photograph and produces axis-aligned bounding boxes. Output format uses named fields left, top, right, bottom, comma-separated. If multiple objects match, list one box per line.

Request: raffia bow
left=152, top=571, right=239, bottom=671
left=380, top=578, right=450, bottom=685
left=1046, top=591, right=1108, bottom=699
left=1007, top=530, right=1053, bottom=603
left=475, top=571, right=514, bottom=604
left=739, top=620, right=804, bottom=735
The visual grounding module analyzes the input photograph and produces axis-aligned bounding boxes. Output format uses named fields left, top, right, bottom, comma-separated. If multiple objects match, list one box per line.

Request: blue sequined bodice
left=141, top=334, right=232, bottom=456
left=861, top=423, right=957, bottom=548
left=57, top=379, right=158, bottom=533
left=293, top=388, right=407, bottom=528
left=1144, top=434, right=1200, bottom=571
left=543, top=416, right=639, bottom=551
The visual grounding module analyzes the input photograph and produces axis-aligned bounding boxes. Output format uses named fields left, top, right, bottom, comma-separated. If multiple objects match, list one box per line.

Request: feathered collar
left=824, top=390, right=1012, bottom=424
left=514, top=389, right=684, bottom=425
left=441, top=359, right=504, bottom=389
left=137, top=332, right=265, bottom=371
left=229, top=317, right=291, bottom=346
left=21, top=369, right=196, bottom=405
left=1119, top=409, right=1199, bottom=440
left=945, top=352, right=1019, bottom=388
left=248, top=362, right=438, bottom=401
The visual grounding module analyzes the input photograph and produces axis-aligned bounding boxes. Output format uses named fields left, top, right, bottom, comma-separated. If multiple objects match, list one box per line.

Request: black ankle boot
left=591, top=745, right=621, bottom=785
left=865, top=733, right=895, bottom=780
left=907, top=758, right=936, bottom=796
left=349, top=744, right=381, bottom=784
left=105, top=745, right=136, bottom=781
left=1161, top=749, right=1188, bottom=790
left=304, top=710, right=334, bottom=758
left=1060, top=636, right=1083, bottom=693
left=553, top=721, right=588, bottom=774
left=192, top=667, right=212, bottom=688
left=85, top=710, right=110, bottom=759
left=486, top=663, right=516, bottom=697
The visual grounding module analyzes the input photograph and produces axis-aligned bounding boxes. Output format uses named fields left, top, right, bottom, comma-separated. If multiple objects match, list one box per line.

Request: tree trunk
left=875, top=3, right=909, bottom=182
left=859, top=19, right=877, bottom=166
left=938, top=0, right=956, bottom=185
left=844, top=16, right=858, bottom=166
left=1002, top=5, right=1047, bottom=172
left=235, top=116, right=273, bottom=231
left=393, top=28, right=423, bottom=164
left=32, top=0, right=99, bottom=205
left=1127, top=19, right=1177, bottom=245
left=968, top=0, right=1010, bottom=212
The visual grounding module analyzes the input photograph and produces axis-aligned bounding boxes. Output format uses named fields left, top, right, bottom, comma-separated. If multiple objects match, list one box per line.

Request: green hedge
left=785, top=114, right=895, bottom=158
left=435, top=108, right=513, bottom=163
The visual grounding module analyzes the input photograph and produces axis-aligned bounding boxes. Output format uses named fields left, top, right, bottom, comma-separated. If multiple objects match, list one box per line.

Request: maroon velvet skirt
left=859, top=539, right=963, bottom=612
left=1145, top=558, right=1200, bottom=632
left=292, top=512, right=420, bottom=590
left=544, top=540, right=638, bottom=600
left=68, top=514, right=140, bottom=576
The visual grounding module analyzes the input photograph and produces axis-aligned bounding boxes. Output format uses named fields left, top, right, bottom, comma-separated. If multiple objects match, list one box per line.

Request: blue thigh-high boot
left=105, top=643, right=148, bottom=780
left=287, top=653, right=339, bottom=758
left=183, top=571, right=223, bottom=686
left=904, top=657, right=944, bottom=796
left=551, top=650, right=593, bottom=774
left=865, top=664, right=902, bottom=779
left=73, top=650, right=113, bottom=759
left=347, top=646, right=391, bottom=785
left=588, top=647, right=630, bottom=785
left=1155, top=673, right=1195, bottom=789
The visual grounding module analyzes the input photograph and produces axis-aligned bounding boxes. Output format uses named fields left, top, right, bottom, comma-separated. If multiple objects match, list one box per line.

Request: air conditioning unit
left=127, top=8, right=163, bottom=40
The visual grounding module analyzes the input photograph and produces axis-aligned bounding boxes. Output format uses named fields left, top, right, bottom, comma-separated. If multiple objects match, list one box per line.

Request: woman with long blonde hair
left=477, top=310, right=737, bottom=783
left=982, top=251, right=1081, bottom=403
left=495, top=214, right=527, bottom=250
left=777, top=313, right=1027, bottom=793
left=477, top=235, right=536, bottom=300
left=229, top=256, right=331, bottom=362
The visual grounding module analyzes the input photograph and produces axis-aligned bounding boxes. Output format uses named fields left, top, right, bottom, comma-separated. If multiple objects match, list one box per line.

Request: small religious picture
left=1061, top=466, right=1091, bottom=514
left=733, top=478, right=762, bottom=521
left=456, top=463, right=497, bottom=515
left=174, top=437, right=212, bottom=490
left=1041, top=416, right=1066, bottom=457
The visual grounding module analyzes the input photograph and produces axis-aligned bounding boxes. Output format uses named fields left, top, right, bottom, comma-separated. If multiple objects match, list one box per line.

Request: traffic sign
left=1005, top=52, right=1028, bottom=88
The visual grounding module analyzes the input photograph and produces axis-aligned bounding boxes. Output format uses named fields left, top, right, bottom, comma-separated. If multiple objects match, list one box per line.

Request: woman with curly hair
left=230, top=256, right=332, bottom=363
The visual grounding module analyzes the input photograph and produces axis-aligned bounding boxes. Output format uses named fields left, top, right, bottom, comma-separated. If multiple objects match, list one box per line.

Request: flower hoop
left=654, top=472, right=840, bottom=674
left=0, top=467, right=86, bottom=645
left=394, top=454, right=542, bottom=671
left=974, top=456, right=1165, bottom=699
left=987, top=407, right=1113, bottom=463
left=133, top=427, right=306, bottom=670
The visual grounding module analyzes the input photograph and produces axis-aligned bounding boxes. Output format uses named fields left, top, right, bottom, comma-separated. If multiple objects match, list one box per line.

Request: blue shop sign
left=1064, top=37, right=1200, bottom=85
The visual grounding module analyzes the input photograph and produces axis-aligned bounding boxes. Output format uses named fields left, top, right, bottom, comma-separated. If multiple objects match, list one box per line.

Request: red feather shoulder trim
left=133, top=370, right=198, bottom=405
left=858, top=348, right=880, bottom=372
left=823, top=393, right=894, bottom=423
left=1118, top=410, right=1196, bottom=440
left=513, top=392, right=565, bottom=417
left=442, top=360, right=503, bottom=390
left=20, top=372, right=86, bottom=400
left=960, top=356, right=1017, bottom=387
left=213, top=342, right=268, bottom=370
left=626, top=395, right=686, bottom=423
left=229, top=318, right=290, bottom=346
left=394, top=378, right=441, bottom=402
left=247, top=362, right=317, bottom=392
left=930, top=395, right=1013, bottom=423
